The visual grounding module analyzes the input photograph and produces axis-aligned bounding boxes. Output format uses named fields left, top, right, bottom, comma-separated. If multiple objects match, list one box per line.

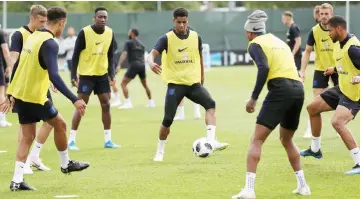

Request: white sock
left=104, top=129, right=111, bottom=142
left=29, top=141, right=43, bottom=157
left=194, top=103, right=201, bottom=115
left=12, top=161, right=25, bottom=183
left=59, top=149, right=70, bottom=169
left=245, top=172, right=256, bottom=192
left=311, top=136, right=321, bottom=152
left=177, top=106, right=185, bottom=117
left=207, top=125, right=216, bottom=141
left=157, top=139, right=166, bottom=154
left=350, top=148, right=360, bottom=165
left=0, top=112, right=5, bottom=122
left=125, top=98, right=131, bottom=104
left=69, top=130, right=77, bottom=143
left=114, top=92, right=120, bottom=101
left=295, top=170, right=307, bottom=188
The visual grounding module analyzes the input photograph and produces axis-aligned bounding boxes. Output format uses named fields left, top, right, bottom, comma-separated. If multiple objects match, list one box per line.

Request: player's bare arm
left=147, top=49, right=161, bottom=74
left=116, top=51, right=127, bottom=72
left=300, top=44, right=313, bottom=80
left=292, top=36, right=302, bottom=56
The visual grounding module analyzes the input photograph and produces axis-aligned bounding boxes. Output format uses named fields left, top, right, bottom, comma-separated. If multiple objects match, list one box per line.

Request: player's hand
left=351, top=75, right=360, bottom=85
left=4, top=66, right=12, bottom=77
left=150, top=63, right=162, bottom=75
left=324, top=67, right=335, bottom=76
left=71, top=78, right=78, bottom=88
left=0, top=96, right=14, bottom=114
left=73, top=99, right=86, bottom=116
left=51, top=83, right=58, bottom=93
left=246, top=98, right=257, bottom=113
left=299, top=71, right=305, bottom=82
left=109, top=78, right=116, bottom=87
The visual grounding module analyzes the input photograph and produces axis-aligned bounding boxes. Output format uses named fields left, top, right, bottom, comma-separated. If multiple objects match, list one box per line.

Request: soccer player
left=5, top=6, right=89, bottom=191
left=300, top=16, right=360, bottom=175
left=8, top=4, right=53, bottom=175
left=232, top=10, right=310, bottom=199
left=69, top=6, right=119, bottom=150
left=0, top=28, right=12, bottom=127
left=282, top=11, right=302, bottom=71
left=117, top=28, right=155, bottom=109
left=299, top=3, right=338, bottom=138
left=147, top=7, right=228, bottom=162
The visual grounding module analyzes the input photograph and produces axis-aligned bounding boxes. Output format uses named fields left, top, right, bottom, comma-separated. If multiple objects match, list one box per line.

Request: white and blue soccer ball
left=192, top=137, right=213, bottom=158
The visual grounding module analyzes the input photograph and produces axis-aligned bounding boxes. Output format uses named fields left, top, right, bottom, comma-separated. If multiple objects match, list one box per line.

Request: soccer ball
left=192, top=137, right=213, bottom=158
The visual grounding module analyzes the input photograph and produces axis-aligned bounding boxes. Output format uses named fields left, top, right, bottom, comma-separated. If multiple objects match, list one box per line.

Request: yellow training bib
left=249, top=33, right=301, bottom=82
left=334, top=36, right=360, bottom=101
left=162, top=30, right=201, bottom=86
left=7, top=30, right=53, bottom=105
left=312, top=24, right=336, bottom=71
left=78, top=25, right=113, bottom=76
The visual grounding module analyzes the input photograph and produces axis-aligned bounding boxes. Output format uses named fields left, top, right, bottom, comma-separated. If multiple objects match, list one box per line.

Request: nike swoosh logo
left=321, top=39, right=329, bottom=42
left=253, top=27, right=263, bottom=31
left=336, top=58, right=342, bottom=61
left=95, top=42, right=103, bottom=45
left=207, top=128, right=211, bottom=130
left=178, top=47, right=188, bottom=52
left=354, top=152, right=359, bottom=155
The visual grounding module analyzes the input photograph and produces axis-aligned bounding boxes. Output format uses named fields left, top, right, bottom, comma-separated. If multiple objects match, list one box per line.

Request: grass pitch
left=0, top=66, right=359, bottom=199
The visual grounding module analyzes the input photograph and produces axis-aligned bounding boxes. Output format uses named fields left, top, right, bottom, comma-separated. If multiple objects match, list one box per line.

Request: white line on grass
left=0, top=150, right=7, bottom=153
left=54, top=195, right=79, bottom=198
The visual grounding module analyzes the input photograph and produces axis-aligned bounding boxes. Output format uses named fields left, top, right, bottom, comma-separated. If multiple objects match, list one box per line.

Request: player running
left=232, top=10, right=310, bottom=199
left=4, top=6, right=89, bottom=191
left=9, top=4, right=53, bottom=175
left=69, top=6, right=119, bottom=150
left=299, top=3, right=338, bottom=138
left=147, top=7, right=229, bottom=162
left=300, top=16, right=360, bottom=175
left=117, top=28, right=155, bottom=109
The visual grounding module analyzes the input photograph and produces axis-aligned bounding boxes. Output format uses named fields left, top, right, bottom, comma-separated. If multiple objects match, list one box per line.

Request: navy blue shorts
left=14, top=97, right=58, bottom=124
left=78, top=74, right=110, bottom=95
left=125, top=65, right=146, bottom=80
left=313, top=70, right=338, bottom=89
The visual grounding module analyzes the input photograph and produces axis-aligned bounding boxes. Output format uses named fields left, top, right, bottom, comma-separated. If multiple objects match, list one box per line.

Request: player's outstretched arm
left=246, top=43, right=270, bottom=113
left=40, top=39, right=86, bottom=115
left=71, top=30, right=85, bottom=86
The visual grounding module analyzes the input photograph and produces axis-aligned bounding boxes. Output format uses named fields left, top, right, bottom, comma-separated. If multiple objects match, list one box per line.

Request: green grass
left=0, top=66, right=359, bottom=199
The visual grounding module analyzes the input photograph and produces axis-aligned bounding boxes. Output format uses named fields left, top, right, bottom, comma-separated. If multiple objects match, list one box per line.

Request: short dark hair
left=283, top=11, right=293, bottom=18
left=130, top=28, right=139, bottom=36
left=47, top=7, right=67, bottom=23
left=328, top=15, right=347, bottom=29
left=95, top=6, right=107, bottom=15
left=173, top=7, right=188, bottom=18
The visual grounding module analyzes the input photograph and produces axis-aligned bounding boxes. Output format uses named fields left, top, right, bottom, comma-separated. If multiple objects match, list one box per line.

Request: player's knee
left=331, top=118, right=344, bottom=132
left=162, top=117, right=174, bottom=128
left=204, top=99, right=216, bottom=110
left=101, top=101, right=111, bottom=112
left=307, top=103, right=319, bottom=115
